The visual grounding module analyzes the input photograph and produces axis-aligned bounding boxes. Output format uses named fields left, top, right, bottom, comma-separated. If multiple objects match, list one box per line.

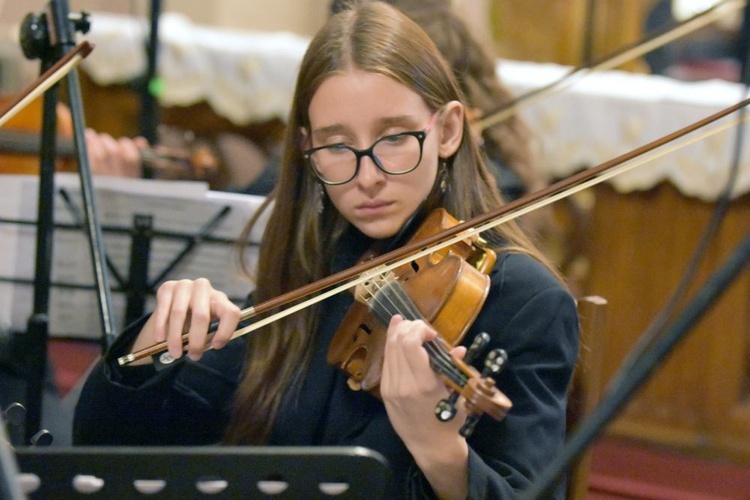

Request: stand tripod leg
left=125, top=215, right=153, bottom=326
left=17, top=0, right=118, bottom=442
left=22, top=59, right=59, bottom=445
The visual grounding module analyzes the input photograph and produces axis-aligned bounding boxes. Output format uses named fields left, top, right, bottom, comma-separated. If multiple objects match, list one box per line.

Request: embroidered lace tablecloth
left=77, top=12, right=750, bottom=200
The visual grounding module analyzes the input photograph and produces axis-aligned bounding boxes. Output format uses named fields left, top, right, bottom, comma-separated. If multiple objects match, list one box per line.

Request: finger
left=383, top=318, right=436, bottom=391
left=85, top=129, right=105, bottom=174
left=166, top=280, right=196, bottom=359
left=152, top=281, right=178, bottom=343
left=387, top=314, right=404, bottom=332
left=209, top=292, right=241, bottom=350
left=186, top=278, right=213, bottom=360
left=97, top=133, right=120, bottom=174
left=132, top=136, right=149, bottom=149
left=382, top=315, right=406, bottom=394
left=117, top=137, right=143, bottom=178
left=391, top=318, right=437, bottom=346
left=449, top=345, right=467, bottom=360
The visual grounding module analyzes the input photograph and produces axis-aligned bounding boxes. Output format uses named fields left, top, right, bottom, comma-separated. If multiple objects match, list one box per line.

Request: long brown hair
left=224, top=0, right=553, bottom=445
left=392, top=0, right=543, bottom=192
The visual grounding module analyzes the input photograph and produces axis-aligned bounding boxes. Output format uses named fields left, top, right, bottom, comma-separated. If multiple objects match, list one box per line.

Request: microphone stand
left=521, top=231, right=750, bottom=499
left=139, top=0, right=162, bottom=149
left=17, top=0, right=117, bottom=444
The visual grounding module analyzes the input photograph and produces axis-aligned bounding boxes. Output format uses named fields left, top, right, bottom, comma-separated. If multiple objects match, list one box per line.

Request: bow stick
left=0, top=41, right=93, bottom=128
left=474, top=0, right=744, bottom=132
left=119, top=95, right=750, bottom=366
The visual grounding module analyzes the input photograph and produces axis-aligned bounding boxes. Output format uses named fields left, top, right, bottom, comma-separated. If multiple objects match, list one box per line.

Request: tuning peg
left=482, top=349, right=508, bottom=377
left=459, top=349, right=510, bottom=437
left=459, top=414, right=481, bottom=437
left=2, top=402, right=26, bottom=426
left=30, top=429, right=53, bottom=447
left=435, top=395, right=458, bottom=422
left=464, top=332, right=490, bottom=365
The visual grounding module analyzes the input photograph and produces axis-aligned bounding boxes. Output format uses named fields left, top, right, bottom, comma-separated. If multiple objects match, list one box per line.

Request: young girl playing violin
left=74, top=2, right=579, bottom=498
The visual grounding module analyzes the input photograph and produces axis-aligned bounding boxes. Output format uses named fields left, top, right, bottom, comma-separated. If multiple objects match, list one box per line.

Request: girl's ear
left=437, top=100, right=464, bottom=158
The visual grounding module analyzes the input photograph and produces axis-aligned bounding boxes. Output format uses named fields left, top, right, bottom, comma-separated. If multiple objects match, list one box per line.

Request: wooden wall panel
left=579, top=183, right=750, bottom=463
left=489, top=0, right=750, bottom=465
left=491, top=0, right=587, bottom=65
left=490, top=0, right=656, bottom=71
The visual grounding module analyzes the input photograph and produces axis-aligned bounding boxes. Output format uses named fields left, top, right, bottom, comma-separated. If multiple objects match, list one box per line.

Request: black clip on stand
left=16, top=0, right=117, bottom=445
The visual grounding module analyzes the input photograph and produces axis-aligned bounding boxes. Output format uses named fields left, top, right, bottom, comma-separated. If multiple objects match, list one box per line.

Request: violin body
left=327, top=208, right=497, bottom=393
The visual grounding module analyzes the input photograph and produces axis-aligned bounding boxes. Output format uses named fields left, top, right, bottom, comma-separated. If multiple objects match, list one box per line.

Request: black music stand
left=54, top=187, right=238, bottom=325
left=13, top=0, right=116, bottom=445
left=13, top=446, right=391, bottom=499
left=0, top=180, right=247, bottom=449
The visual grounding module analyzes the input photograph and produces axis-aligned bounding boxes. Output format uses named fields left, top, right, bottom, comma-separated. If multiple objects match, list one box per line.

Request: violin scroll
left=140, top=142, right=220, bottom=182
left=434, top=332, right=497, bottom=423
left=432, top=332, right=511, bottom=437
left=461, top=346, right=510, bottom=437
left=433, top=342, right=480, bottom=422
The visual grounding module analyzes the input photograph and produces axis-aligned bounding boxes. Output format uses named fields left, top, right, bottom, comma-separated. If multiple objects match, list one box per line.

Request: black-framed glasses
left=303, top=111, right=440, bottom=185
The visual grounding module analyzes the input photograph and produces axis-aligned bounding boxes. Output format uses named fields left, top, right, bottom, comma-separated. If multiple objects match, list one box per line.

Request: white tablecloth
left=497, top=60, right=750, bottom=201
left=80, top=12, right=308, bottom=126
left=76, top=12, right=750, bottom=201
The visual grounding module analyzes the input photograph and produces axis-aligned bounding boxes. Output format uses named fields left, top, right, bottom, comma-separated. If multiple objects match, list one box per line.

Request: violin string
left=368, top=278, right=439, bottom=365
left=367, top=277, right=467, bottom=384
left=368, top=279, right=443, bottom=361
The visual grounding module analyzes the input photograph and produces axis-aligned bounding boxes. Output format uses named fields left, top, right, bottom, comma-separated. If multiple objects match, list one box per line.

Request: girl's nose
left=355, top=154, right=387, bottom=188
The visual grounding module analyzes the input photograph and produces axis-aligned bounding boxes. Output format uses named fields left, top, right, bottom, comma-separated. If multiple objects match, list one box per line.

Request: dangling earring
left=315, top=183, right=325, bottom=214
left=439, top=158, right=449, bottom=194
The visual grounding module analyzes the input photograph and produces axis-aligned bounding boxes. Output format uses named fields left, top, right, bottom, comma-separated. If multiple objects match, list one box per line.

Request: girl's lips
left=355, top=200, right=393, bottom=216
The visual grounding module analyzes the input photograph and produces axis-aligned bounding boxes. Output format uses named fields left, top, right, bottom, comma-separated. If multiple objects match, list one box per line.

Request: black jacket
left=74, top=228, right=578, bottom=499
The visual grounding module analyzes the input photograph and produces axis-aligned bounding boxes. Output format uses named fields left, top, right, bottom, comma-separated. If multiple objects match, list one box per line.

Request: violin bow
left=0, top=41, right=93, bottom=128
left=119, top=95, right=750, bottom=366
left=474, top=0, right=745, bottom=132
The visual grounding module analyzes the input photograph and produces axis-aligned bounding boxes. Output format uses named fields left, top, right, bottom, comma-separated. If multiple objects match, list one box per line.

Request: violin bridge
left=354, top=266, right=396, bottom=303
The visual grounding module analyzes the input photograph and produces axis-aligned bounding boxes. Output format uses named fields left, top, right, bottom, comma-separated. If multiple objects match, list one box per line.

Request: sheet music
left=0, top=173, right=265, bottom=339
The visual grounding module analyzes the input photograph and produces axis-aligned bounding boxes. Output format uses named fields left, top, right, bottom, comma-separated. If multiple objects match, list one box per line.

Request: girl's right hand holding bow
left=129, top=278, right=241, bottom=365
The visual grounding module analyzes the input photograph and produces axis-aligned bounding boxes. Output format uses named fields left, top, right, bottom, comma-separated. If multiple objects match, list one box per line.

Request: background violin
left=0, top=95, right=220, bottom=182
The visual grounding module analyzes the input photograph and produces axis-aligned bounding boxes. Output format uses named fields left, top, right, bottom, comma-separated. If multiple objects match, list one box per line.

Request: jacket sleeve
left=73, top=315, right=246, bottom=446
left=407, top=254, right=580, bottom=499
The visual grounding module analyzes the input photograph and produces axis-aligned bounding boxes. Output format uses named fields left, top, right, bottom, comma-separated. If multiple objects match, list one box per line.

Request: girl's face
left=306, top=69, right=462, bottom=240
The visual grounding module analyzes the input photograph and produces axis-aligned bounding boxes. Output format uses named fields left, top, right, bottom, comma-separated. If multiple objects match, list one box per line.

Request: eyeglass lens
left=310, top=133, right=423, bottom=184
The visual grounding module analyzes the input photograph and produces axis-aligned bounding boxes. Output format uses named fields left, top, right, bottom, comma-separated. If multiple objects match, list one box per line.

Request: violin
left=0, top=96, right=220, bottom=182
left=327, top=209, right=511, bottom=432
